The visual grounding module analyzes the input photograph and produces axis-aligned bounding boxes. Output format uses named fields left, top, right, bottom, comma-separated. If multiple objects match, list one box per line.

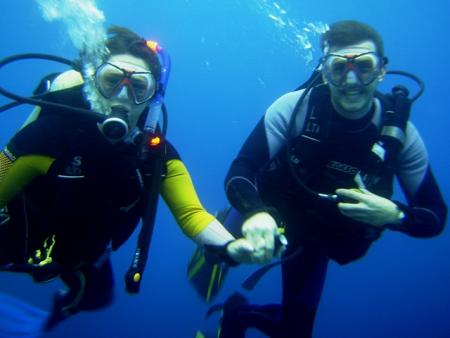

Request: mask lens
left=323, top=52, right=381, bottom=86
left=95, top=63, right=156, bottom=104
left=130, top=73, right=156, bottom=104
left=325, top=56, right=348, bottom=86
left=95, top=63, right=126, bottom=98
left=354, top=54, right=380, bottom=84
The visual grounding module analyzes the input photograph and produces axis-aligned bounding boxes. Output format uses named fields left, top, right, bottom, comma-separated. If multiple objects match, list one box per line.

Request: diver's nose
left=116, top=85, right=131, bottom=101
left=345, top=69, right=359, bottom=84
left=345, top=70, right=359, bottom=85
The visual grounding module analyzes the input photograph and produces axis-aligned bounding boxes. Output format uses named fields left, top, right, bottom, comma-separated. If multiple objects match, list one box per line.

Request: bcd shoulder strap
left=287, top=84, right=334, bottom=171
left=375, top=86, right=411, bottom=166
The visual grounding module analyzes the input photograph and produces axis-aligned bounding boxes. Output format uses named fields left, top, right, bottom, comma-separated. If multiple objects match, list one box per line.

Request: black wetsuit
left=0, top=81, right=216, bottom=329
left=222, top=87, right=447, bottom=337
left=0, top=107, right=178, bottom=326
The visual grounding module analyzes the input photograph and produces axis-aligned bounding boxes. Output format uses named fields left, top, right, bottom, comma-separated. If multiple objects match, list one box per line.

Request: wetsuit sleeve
left=224, top=117, right=271, bottom=215
left=160, top=158, right=215, bottom=238
left=1, top=113, right=66, bottom=208
left=390, top=122, right=447, bottom=237
left=225, top=91, right=304, bottom=216
left=0, top=148, right=54, bottom=208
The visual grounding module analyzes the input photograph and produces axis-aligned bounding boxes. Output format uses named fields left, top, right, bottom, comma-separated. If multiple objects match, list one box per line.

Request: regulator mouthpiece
left=101, top=106, right=129, bottom=141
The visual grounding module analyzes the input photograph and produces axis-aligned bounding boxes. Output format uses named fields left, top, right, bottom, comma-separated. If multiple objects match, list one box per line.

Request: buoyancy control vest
left=262, top=85, right=408, bottom=195
left=293, top=84, right=398, bottom=196
left=0, top=49, right=171, bottom=292
left=3, top=74, right=165, bottom=266
left=256, top=83, right=412, bottom=264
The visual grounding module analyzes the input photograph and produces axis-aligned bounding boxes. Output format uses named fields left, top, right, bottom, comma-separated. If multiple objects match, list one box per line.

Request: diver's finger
left=251, top=248, right=272, bottom=264
left=336, top=188, right=368, bottom=203
left=262, top=231, right=275, bottom=260
left=227, top=239, right=255, bottom=264
left=243, top=229, right=264, bottom=249
left=274, top=233, right=288, bottom=258
left=337, top=202, right=367, bottom=212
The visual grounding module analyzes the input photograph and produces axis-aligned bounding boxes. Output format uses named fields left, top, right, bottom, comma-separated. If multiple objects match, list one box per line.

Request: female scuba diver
left=0, top=26, right=257, bottom=335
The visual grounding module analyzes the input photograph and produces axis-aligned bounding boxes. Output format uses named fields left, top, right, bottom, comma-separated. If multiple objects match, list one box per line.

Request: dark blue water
left=1, top=1, right=449, bottom=337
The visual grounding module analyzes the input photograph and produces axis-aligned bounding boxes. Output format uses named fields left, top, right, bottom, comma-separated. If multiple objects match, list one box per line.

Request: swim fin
left=0, top=292, right=49, bottom=338
left=194, top=330, right=216, bottom=338
left=187, top=207, right=243, bottom=303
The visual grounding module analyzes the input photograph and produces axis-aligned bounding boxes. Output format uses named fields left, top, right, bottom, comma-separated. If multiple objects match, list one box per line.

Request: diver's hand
left=336, top=188, right=404, bottom=228
left=226, top=238, right=258, bottom=264
left=241, top=212, right=281, bottom=264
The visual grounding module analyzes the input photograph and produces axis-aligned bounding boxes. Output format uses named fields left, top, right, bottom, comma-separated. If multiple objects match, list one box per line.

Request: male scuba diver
left=0, top=26, right=258, bottom=334
left=211, top=20, right=447, bottom=338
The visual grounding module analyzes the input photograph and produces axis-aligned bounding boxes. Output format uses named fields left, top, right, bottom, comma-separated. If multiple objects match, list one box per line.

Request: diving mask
left=322, top=52, right=383, bottom=87
left=94, top=62, right=156, bottom=105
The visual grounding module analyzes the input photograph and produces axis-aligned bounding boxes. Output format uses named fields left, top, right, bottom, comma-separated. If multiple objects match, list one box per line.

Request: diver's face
left=323, top=40, right=385, bottom=119
left=98, top=54, right=154, bottom=129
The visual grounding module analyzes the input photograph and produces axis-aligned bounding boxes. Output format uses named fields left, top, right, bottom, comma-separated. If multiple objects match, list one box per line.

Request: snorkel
left=145, top=40, right=171, bottom=135
left=124, top=40, right=171, bottom=294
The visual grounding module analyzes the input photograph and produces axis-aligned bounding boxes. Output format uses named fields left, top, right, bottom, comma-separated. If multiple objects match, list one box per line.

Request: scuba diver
left=0, top=26, right=260, bottom=335
left=208, top=20, right=447, bottom=337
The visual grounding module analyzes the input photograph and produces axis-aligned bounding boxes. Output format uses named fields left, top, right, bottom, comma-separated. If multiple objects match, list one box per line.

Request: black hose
left=386, top=70, right=425, bottom=102
left=0, top=53, right=104, bottom=121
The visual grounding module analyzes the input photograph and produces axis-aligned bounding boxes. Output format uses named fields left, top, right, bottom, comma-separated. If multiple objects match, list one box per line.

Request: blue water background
left=1, top=1, right=449, bottom=337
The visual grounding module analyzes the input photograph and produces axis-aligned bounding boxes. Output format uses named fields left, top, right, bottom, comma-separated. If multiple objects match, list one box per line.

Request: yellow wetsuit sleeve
left=0, top=151, right=55, bottom=208
left=160, top=159, right=215, bottom=238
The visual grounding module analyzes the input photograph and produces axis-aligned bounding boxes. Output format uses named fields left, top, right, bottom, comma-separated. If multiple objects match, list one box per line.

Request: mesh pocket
left=0, top=149, right=14, bottom=183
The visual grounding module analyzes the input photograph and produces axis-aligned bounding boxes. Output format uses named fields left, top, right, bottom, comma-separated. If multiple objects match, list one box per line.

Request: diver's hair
left=320, top=20, right=384, bottom=57
left=106, top=26, right=161, bottom=82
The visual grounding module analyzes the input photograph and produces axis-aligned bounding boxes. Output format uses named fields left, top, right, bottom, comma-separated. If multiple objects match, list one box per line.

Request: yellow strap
left=187, top=253, right=206, bottom=280
left=206, top=264, right=219, bottom=303
left=160, top=159, right=214, bottom=237
left=28, top=234, right=56, bottom=266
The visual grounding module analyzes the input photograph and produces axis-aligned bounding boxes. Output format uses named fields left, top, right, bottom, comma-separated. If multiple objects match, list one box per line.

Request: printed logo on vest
left=326, top=160, right=359, bottom=175
left=59, top=156, right=84, bottom=177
